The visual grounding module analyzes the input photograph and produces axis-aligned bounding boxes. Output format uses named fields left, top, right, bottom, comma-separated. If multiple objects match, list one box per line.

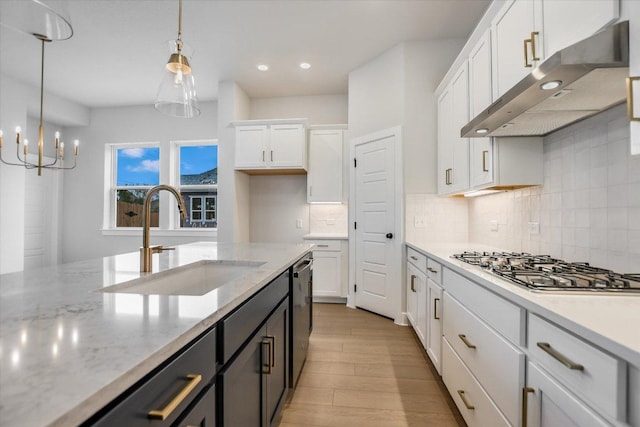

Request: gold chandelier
left=0, top=0, right=79, bottom=175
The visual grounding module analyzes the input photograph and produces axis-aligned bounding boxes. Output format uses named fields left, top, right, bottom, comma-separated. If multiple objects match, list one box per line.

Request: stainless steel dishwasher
left=290, top=254, right=312, bottom=389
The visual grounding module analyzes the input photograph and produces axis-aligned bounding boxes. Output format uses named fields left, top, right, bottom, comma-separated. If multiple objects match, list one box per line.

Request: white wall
left=468, top=104, right=640, bottom=272
left=247, top=95, right=349, bottom=243
left=61, top=101, right=218, bottom=262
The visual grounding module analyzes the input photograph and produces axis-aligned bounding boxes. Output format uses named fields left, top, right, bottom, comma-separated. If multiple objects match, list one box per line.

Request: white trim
left=348, top=126, right=404, bottom=324
left=230, top=118, right=309, bottom=127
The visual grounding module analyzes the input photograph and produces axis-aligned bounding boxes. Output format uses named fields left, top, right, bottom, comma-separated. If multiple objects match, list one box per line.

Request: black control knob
left=386, top=233, right=393, bottom=239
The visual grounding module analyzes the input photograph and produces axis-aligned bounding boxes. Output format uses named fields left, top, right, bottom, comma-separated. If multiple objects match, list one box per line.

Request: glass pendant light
left=0, top=0, right=73, bottom=41
left=154, top=0, right=200, bottom=118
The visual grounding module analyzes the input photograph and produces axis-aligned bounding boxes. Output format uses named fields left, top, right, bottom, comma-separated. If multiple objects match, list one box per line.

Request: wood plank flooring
left=279, top=303, right=465, bottom=427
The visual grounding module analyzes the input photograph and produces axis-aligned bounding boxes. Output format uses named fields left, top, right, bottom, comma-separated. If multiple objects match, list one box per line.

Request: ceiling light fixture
left=257, top=64, right=269, bottom=71
left=0, top=0, right=79, bottom=176
left=154, top=0, right=200, bottom=118
left=299, top=62, right=311, bottom=70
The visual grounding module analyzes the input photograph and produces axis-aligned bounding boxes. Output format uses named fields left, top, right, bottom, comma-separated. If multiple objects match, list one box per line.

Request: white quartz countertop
left=303, top=233, right=348, bottom=240
left=0, top=242, right=312, bottom=427
left=406, top=238, right=640, bottom=367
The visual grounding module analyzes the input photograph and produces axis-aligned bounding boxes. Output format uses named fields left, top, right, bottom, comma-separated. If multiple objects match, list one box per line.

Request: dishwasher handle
left=293, top=259, right=313, bottom=278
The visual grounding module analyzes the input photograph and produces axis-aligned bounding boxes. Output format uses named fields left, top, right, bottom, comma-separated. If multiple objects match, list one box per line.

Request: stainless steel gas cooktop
left=451, top=251, right=640, bottom=294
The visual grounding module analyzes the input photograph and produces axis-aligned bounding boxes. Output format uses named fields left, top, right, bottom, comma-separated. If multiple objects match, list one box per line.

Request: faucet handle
left=151, top=245, right=175, bottom=254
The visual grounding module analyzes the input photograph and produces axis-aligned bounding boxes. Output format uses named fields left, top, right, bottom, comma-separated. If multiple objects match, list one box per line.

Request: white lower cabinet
left=406, top=252, right=427, bottom=347
left=525, top=361, right=611, bottom=427
left=426, top=279, right=443, bottom=375
left=307, top=239, right=346, bottom=299
left=442, top=339, right=511, bottom=427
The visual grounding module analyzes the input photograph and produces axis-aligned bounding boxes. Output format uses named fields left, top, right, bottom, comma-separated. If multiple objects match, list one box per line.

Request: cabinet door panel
left=469, top=30, right=493, bottom=117
left=235, top=125, right=268, bottom=168
left=406, top=263, right=419, bottom=331
left=470, top=137, right=493, bottom=188
left=308, top=130, right=343, bottom=203
left=437, top=88, right=453, bottom=194
left=174, top=384, right=216, bottom=427
left=427, top=280, right=443, bottom=375
left=221, top=325, right=266, bottom=427
left=265, top=299, right=289, bottom=426
left=313, top=251, right=341, bottom=298
left=450, top=63, right=470, bottom=194
left=270, top=124, right=305, bottom=168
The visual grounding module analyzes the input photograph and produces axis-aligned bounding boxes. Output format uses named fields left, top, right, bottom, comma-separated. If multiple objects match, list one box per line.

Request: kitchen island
left=0, top=242, right=312, bottom=427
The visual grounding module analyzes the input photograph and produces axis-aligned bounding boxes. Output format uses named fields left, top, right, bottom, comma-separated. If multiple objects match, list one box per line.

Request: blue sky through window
left=180, top=145, right=217, bottom=185
left=116, top=147, right=160, bottom=186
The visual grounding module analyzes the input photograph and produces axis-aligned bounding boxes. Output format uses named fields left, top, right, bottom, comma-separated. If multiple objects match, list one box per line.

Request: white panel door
left=235, top=125, right=268, bottom=169
left=269, top=124, right=305, bottom=169
left=354, top=132, right=396, bottom=319
left=24, top=160, right=60, bottom=269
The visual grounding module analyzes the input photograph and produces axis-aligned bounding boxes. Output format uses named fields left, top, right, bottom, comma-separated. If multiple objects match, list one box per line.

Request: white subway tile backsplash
left=607, top=184, right=628, bottom=208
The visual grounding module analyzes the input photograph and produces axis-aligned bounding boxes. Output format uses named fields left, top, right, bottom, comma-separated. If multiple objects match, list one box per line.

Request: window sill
left=101, top=228, right=218, bottom=238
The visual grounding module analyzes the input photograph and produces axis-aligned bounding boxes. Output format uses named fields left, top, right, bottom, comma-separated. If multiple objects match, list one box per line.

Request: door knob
left=386, top=233, right=393, bottom=239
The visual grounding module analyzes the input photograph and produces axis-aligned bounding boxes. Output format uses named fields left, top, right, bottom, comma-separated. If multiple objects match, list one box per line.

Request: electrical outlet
left=414, top=215, right=426, bottom=228
left=490, top=220, right=498, bottom=232
left=296, top=219, right=303, bottom=229
left=528, top=222, right=540, bottom=235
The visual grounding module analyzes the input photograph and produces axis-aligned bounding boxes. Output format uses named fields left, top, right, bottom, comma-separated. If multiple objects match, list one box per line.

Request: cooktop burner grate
left=451, top=251, right=640, bottom=293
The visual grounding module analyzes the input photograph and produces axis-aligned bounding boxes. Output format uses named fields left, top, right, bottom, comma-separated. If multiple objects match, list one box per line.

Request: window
left=104, top=140, right=217, bottom=234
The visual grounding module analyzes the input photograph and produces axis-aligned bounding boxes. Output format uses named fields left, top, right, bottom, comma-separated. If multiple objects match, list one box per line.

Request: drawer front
left=174, top=383, right=215, bottom=427
left=407, top=247, right=427, bottom=274
left=444, top=267, right=523, bottom=345
left=442, top=339, right=511, bottom=427
left=308, top=239, right=341, bottom=251
left=528, top=314, right=626, bottom=420
left=426, top=258, right=442, bottom=285
left=443, top=293, right=524, bottom=426
left=93, top=328, right=216, bottom=427
left=221, top=270, right=289, bottom=364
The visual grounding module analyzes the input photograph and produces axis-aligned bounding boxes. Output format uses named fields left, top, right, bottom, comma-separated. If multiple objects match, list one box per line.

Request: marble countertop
left=0, top=242, right=313, bottom=427
left=303, top=233, right=348, bottom=240
left=406, top=238, right=640, bottom=367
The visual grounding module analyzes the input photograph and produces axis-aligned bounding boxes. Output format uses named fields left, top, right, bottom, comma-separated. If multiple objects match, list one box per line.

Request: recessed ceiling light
left=257, top=64, right=269, bottom=71
left=540, top=80, right=562, bottom=90
left=299, top=62, right=311, bottom=70
left=475, top=128, right=489, bottom=134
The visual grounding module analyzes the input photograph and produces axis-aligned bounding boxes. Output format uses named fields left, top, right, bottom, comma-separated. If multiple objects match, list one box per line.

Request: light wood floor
left=279, top=303, right=465, bottom=427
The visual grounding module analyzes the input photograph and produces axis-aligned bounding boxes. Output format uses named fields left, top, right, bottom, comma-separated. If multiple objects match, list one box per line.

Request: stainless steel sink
left=97, top=260, right=265, bottom=296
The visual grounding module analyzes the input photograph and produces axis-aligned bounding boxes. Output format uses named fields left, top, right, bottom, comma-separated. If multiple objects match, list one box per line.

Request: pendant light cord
left=39, top=37, right=45, bottom=130
left=176, top=0, right=183, bottom=52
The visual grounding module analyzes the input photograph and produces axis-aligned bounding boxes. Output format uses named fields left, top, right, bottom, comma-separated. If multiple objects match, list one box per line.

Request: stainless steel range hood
left=462, top=21, right=629, bottom=138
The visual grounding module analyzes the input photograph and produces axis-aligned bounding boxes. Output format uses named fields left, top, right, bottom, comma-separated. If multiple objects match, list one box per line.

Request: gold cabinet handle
left=482, top=150, right=489, bottom=172
left=270, top=150, right=274, bottom=162
left=627, top=76, right=640, bottom=121
left=445, top=168, right=453, bottom=185
left=410, top=274, right=416, bottom=292
left=522, top=387, right=535, bottom=427
left=148, top=374, right=202, bottom=420
left=458, top=334, right=476, bottom=349
left=434, top=297, right=440, bottom=320
left=537, top=342, right=584, bottom=371
left=530, top=31, right=540, bottom=61
left=263, top=336, right=275, bottom=374
left=457, top=390, right=475, bottom=410
left=523, top=38, right=533, bottom=68
left=262, top=150, right=265, bottom=162
left=316, top=244, right=329, bottom=248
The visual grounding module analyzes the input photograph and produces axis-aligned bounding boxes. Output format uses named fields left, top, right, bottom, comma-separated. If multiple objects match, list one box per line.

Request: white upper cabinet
left=234, top=119, right=307, bottom=173
left=491, top=0, right=538, bottom=100
left=307, top=128, right=345, bottom=203
left=540, top=0, right=619, bottom=61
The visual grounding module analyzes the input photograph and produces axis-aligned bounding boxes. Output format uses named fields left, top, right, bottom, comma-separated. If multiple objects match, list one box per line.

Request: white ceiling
left=0, top=0, right=491, bottom=108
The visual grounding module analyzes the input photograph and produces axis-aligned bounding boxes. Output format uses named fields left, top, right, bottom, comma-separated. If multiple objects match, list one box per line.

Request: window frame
left=102, top=139, right=218, bottom=237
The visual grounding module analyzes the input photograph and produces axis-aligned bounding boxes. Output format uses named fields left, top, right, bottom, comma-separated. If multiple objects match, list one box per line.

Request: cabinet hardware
left=457, top=390, right=475, bottom=410
left=482, top=150, right=489, bottom=172
left=410, top=274, right=416, bottom=292
left=434, top=297, right=440, bottom=320
left=530, top=31, right=540, bottom=61
left=427, top=267, right=438, bottom=274
left=536, top=342, right=584, bottom=370
left=445, top=168, right=453, bottom=185
left=263, top=336, right=275, bottom=374
left=523, top=38, right=533, bottom=68
left=522, top=387, right=535, bottom=427
left=627, top=77, right=640, bottom=121
left=317, top=244, right=329, bottom=248
left=458, top=334, right=477, bottom=349
left=262, top=150, right=265, bottom=162
left=270, top=150, right=273, bottom=162
left=410, top=256, right=418, bottom=261
left=148, top=374, right=202, bottom=420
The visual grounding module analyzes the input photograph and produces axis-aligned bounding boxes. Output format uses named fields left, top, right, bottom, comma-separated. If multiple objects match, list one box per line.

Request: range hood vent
left=462, top=21, right=629, bottom=138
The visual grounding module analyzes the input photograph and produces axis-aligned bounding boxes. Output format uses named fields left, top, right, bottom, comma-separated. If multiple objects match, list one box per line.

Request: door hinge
left=353, top=158, right=357, bottom=167
left=354, top=221, right=357, bottom=230
left=354, top=284, right=357, bottom=292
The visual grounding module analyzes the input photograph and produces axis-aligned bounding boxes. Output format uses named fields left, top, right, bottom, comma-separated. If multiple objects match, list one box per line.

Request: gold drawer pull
left=457, top=390, right=475, bottom=410
left=427, top=267, right=438, bottom=274
left=628, top=77, right=640, bottom=121
left=482, top=150, right=489, bottom=172
left=458, top=334, right=476, bottom=349
left=148, top=374, right=202, bottom=420
left=537, top=342, right=584, bottom=371
left=522, top=387, right=535, bottom=427
left=530, top=31, right=540, bottom=61
left=410, top=274, right=416, bottom=292
left=523, top=38, right=533, bottom=67
left=316, top=244, right=329, bottom=248
left=433, top=297, right=440, bottom=320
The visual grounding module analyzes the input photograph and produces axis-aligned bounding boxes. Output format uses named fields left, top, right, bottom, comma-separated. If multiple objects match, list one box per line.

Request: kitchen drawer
left=426, top=258, right=442, bottom=285
left=220, top=270, right=289, bottom=364
left=528, top=313, right=626, bottom=420
left=443, top=293, right=524, bottom=426
left=407, top=247, right=427, bottom=274
left=444, top=267, right=524, bottom=345
left=309, top=239, right=341, bottom=251
left=442, top=339, right=510, bottom=427
left=92, top=327, right=216, bottom=427
left=173, top=383, right=215, bottom=427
